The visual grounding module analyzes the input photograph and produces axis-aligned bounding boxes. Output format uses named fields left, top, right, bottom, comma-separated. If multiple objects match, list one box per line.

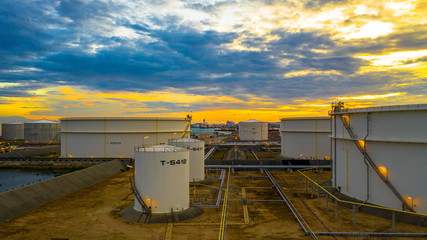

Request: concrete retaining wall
left=0, top=159, right=126, bottom=221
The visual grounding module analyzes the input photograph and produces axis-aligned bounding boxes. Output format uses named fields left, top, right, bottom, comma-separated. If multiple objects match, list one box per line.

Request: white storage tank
left=2, top=122, right=24, bottom=140
left=60, top=117, right=190, bottom=158
left=134, top=145, right=189, bottom=213
left=169, top=138, right=205, bottom=182
left=331, top=103, right=427, bottom=214
left=24, top=120, right=61, bottom=144
left=280, top=117, right=331, bottom=159
left=239, top=120, right=268, bottom=141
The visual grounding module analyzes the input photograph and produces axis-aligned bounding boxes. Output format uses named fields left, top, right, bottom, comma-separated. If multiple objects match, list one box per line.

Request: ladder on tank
left=336, top=111, right=413, bottom=212
left=129, top=176, right=151, bottom=214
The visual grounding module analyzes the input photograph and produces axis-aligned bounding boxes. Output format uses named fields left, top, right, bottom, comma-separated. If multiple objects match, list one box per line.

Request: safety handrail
left=338, top=114, right=413, bottom=211
left=298, top=168, right=427, bottom=217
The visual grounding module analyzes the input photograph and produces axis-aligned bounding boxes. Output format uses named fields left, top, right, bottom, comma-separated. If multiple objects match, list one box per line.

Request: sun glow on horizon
left=0, top=84, right=424, bottom=123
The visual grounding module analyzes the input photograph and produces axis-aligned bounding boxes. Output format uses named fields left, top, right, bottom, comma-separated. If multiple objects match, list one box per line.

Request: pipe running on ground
left=264, top=169, right=319, bottom=240
left=191, top=169, right=226, bottom=208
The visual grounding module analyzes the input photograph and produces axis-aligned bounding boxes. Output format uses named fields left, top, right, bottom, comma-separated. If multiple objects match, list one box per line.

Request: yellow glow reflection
left=358, top=140, right=365, bottom=149
left=378, top=165, right=388, bottom=177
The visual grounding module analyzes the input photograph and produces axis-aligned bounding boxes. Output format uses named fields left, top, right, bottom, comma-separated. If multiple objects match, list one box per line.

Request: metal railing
left=298, top=167, right=427, bottom=219
left=338, top=114, right=412, bottom=211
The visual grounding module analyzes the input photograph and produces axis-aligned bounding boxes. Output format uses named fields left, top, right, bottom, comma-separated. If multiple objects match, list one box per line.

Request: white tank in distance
left=169, top=138, right=205, bottom=182
left=238, top=120, right=268, bottom=141
left=134, top=145, right=190, bottom=213
left=280, top=117, right=331, bottom=159
left=24, top=120, right=61, bottom=144
left=2, top=122, right=24, bottom=140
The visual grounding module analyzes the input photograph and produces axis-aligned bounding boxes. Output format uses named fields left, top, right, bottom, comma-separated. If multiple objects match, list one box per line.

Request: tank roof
left=281, top=117, right=330, bottom=121
left=331, top=104, right=427, bottom=115
left=61, top=117, right=189, bottom=121
left=27, top=120, right=59, bottom=124
left=240, top=120, right=266, bottom=123
left=2, top=122, right=24, bottom=125
left=135, top=144, right=187, bottom=152
left=169, top=138, right=202, bottom=143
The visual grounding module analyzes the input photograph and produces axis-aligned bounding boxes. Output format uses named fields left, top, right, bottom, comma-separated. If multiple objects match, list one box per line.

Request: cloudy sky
left=0, top=0, right=426, bottom=122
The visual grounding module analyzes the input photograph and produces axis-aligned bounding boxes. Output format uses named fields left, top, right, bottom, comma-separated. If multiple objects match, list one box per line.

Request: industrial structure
left=169, top=138, right=205, bottom=182
left=280, top=117, right=331, bottom=159
left=133, top=145, right=190, bottom=213
left=331, top=103, right=427, bottom=214
left=24, top=120, right=60, bottom=144
left=238, top=120, right=268, bottom=141
left=60, top=117, right=190, bottom=158
left=1, top=122, right=24, bottom=141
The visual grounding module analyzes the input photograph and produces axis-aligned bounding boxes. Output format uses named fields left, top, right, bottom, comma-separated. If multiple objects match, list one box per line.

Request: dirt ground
left=0, top=169, right=426, bottom=240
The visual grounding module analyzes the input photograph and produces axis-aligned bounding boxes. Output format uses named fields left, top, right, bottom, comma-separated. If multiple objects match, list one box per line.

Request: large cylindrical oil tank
left=134, top=145, right=189, bottom=213
left=238, top=120, right=268, bottom=141
left=24, top=120, right=61, bottom=144
left=280, top=117, right=331, bottom=159
left=331, top=103, right=427, bottom=214
left=169, top=138, right=205, bottom=182
left=2, top=123, right=24, bottom=140
left=60, top=117, right=191, bottom=158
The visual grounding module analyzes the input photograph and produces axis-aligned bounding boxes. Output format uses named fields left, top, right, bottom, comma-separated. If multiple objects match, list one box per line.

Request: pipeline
left=264, top=169, right=319, bottom=240
left=204, top=146, right=217, bottom=161
left=206, top=165, right=331, bottom=169
left=218, top=167, right=231, bottom=240
left=191, top=169, right=226, bottom=208
left=250, top=149, right=259, bottom=161
left=313, top=232, right=427, bottom=236
left=274, top=170, right=338, bottom=240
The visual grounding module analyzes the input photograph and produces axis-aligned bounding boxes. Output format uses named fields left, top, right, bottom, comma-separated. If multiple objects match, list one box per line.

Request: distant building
left=226, top=121, right=235, bottom=128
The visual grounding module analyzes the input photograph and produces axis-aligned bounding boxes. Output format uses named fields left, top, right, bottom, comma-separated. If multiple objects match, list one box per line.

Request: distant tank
left=2, top=123, right=24, bottom=140
left=24, top=120, right=60, bottom=144
left=239, top=120, right=268, bottom=141
left=169, top=138, right=205, bottom=182
left=280, top=117, right=331, bottom=159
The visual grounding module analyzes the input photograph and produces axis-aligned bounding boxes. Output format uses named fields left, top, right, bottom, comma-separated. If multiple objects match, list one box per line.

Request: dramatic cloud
left=0, top=0, right=426, bottom=122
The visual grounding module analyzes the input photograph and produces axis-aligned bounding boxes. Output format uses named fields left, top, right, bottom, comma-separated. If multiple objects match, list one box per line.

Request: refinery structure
left=1, top=103, right=427, bottom=240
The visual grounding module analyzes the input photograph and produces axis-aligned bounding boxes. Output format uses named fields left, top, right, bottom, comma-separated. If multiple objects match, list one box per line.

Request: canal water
left=0, top=170, right=56, bottom=193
